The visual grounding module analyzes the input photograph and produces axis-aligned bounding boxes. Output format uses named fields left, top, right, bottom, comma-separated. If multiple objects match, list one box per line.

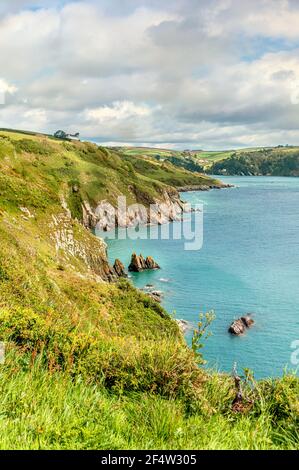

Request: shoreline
left=177, top=183, right=234, bottom=192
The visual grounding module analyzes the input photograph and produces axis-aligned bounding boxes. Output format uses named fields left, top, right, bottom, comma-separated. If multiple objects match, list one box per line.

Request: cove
left=98, top=176, right=299, bottom=379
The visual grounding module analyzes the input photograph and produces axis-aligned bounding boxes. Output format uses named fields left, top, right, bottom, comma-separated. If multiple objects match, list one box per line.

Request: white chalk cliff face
left=50, top=211, right=117, bottom=281
left=82, top=189, right=189, bottom=232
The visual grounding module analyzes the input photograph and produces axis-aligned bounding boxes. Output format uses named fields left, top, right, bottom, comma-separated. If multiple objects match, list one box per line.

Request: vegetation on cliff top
left=0, top=130, right=298, bottom=449
left=121, top=145, right=299, bottom=176
left=209, top=147, right=299, bottom=176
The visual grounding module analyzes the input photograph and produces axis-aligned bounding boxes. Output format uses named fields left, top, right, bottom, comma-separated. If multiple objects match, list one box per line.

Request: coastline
left=177, top=183, right=233, bottom=192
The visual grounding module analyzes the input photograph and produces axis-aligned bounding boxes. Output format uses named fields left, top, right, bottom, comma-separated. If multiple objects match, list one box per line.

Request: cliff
left=0, top=130, right=297, bottom=450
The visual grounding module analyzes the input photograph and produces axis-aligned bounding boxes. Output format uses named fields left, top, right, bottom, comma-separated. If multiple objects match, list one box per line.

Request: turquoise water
left=97, top=177, right=299, bottom=378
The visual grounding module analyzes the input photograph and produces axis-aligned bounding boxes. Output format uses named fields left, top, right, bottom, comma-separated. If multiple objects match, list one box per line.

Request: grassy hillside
left=120, top=146, right=235, bottom=172
left=121, top=145, right=299, bottom=176
left=209, top=147, right=299, bottom=176
left=0, top=130, right=298, bottom=450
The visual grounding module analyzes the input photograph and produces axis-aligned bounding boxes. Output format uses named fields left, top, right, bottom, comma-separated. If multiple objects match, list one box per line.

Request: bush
left=15, top=139, right=55, bottom=156
left=0, top=307, right=202, bottom=398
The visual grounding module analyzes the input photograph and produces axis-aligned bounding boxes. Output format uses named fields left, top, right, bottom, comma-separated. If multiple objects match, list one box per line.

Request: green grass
left=0, top=130, right=298, bottom=449
left=121, top=145, right=299, bottom=174
left=0, top=350, right=298, bottom=450
left=209, top=147, right=299, bottom=176
left=121, top=146, right=235, bottom=171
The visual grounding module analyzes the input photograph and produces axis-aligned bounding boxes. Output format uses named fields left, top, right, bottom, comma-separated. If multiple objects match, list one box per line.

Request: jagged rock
left=82, top=187, right=189, bottom=231
left=145, top=256, right=160, bottom=270
left=148, top=292, right=162, bottom=303
left=128, top=253, right=160, bottom=272
left=228, top=315, right=255, bottom=335
left=113, top=259, right=127, bottom=278
left=128, top=253, right=145, bottom=272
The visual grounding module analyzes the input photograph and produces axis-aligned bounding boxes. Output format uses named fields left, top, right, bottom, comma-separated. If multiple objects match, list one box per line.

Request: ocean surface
left=96, top=177, right=299, bottom=379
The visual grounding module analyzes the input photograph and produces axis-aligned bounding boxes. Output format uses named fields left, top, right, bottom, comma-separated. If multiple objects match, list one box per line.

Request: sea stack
left=228, top=316, right=255, bottom=335
left=113, top=259, right=127, bottom=278
left=128, top=253, right=160, bottom=272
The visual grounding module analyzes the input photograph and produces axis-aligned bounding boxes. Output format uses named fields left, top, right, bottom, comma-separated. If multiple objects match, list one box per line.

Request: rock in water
left=145, top=256, right=160, bottom=270
left=128, top=253, right=160, bottom=272
left=228, top=315, right=255, bottom=335
left=113, top=259, right=127, bottom=277
left=241, top=316, right=254, bottom=328
left=128, top=253, right=145, bottom=272
left=229, top=319, right=246, bottom=335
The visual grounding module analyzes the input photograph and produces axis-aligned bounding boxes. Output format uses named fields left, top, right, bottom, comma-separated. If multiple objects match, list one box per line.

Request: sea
left=96, top=177, right=299, bottom=379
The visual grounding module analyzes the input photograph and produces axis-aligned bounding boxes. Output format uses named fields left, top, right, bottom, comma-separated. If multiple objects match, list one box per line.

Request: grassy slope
left=121, top=146, right=235, bottom=171
left=0, top=131, right=298, bottom=449
left=209, top=147, right=299, bottom=176
left=121, top=145, right=299, bottom=175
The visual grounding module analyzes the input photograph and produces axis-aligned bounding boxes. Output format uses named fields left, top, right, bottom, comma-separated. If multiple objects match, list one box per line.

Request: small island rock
left=228, top=315, right=255, bottom=335
left=128, top=253, right=160, bottom=272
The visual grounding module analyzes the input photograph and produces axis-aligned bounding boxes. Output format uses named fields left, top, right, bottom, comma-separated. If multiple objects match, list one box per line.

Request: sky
left=1, top=0, right=299, bottom=150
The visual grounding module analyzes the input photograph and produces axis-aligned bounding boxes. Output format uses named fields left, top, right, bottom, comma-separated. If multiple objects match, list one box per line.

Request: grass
left=121, top=146, right=236, bottom=171
left=121, top=145, right=299, bottom=174
left=0, top=130, right=298, bottom=449
left=209, top=147, right=299, bottom=176
left=0, top=350, right=298, bottom=450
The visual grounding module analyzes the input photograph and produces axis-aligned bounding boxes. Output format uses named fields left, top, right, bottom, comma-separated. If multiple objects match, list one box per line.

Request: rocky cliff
left=82, top=187, right=188, bottom=232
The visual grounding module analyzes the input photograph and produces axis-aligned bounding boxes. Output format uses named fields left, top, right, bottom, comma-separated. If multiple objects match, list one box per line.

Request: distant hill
left=208, top=147, right=299, bottom=176
left=121, top=145, right=299, bottom=177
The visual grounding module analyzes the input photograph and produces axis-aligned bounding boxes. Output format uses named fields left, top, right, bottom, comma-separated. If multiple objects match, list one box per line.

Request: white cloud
left=0, top=79, right=18, bottom=95
left=1, top=0, right=299, bottom=148
left=84, top=101, right=152, bottom=122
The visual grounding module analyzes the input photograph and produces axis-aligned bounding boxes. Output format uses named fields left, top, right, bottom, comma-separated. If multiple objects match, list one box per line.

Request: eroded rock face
left=228, top=316, right=255, bottom=335
left=113, top=259, right=127, bottom=278
left=128, top=253, right=160, bottom=272
left=50, top=212, right=116, bottom=282
left=82, top=188, right=189, bottom=231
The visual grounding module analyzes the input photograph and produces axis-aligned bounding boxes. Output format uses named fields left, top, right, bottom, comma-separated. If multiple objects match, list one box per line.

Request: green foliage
left=0, top=351, right=298, bottom=449
left=14, top=138, right=55, bottom=156
left=67, top=183, right=83, bottom=221
left=210, top=148, right=299, bottom=176
left=0, top=305, right=198, bottom=397
left=122, top=153, right=219, bottom=188
left=191, top=312, right=215, bottom=365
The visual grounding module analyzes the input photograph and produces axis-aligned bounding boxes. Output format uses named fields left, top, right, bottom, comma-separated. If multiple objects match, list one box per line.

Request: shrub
left=15, top=139, right=54, bottom=156
left=0, top=307, right=202, bottom=399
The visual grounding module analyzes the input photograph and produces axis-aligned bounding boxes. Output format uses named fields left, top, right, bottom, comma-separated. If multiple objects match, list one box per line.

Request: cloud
left=0, top=0, right=299, bottom=149
left=0, top=79, right=18, bottom=95
left=84, top=101, right=152, bottom=122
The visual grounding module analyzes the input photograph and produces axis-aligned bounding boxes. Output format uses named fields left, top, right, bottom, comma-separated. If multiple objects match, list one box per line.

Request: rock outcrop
left=128, top=253, right=160, bottom=272
left=228, top=316, right=255, bottom=335
left=177, top=183, right=234, bottom=192
left=82, top=188, right=188, bottom=232
left=148, top=291, right=163, bottom=303
left=50, top=212, right=117, bottom=282
left=113, top=259, right=127, bottom=278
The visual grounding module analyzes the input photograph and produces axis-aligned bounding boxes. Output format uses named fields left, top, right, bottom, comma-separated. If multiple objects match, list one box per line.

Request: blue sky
left=0, top=0, right=299, bottom=149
